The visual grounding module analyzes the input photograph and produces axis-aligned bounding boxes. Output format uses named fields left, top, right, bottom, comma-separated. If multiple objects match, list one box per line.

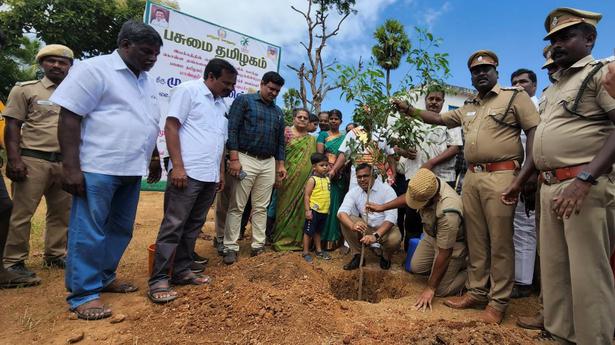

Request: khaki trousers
left=462, top=170, right=516, bottom=312
left=410, top=234, right=467, bottom=297
left=4, top=156, right=70, bottom=266
left=223, top=153, right=275, bottom=252
left=540, top=176, right=615, bottom=345
left=340, top=215, right=402, bottom=259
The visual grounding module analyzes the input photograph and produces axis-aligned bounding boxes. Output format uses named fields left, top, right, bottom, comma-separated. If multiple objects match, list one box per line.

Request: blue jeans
left=65, top=173, right=141, bottom=309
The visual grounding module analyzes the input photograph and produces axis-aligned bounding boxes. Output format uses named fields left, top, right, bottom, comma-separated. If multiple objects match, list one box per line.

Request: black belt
left=238, top=150, right=272, bottom=160
left=21, top=148, right=62, bottom=162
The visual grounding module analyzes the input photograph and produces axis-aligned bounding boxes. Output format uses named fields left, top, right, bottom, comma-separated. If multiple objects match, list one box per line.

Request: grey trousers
left=149, top=177, right=217, bottom=286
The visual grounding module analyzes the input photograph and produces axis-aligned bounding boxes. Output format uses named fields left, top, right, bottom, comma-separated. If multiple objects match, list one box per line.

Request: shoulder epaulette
left=501, top=86, right=524, bottom=92
left=592, top=56, right=615, bottom=65
left=15, top=80, right=39, bottom=87
left=463, top=97, right=477, bottom=105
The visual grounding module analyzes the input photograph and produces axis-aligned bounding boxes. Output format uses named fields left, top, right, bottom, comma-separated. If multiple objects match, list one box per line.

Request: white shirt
left=338, top=178, right=398, bottom=228
left=400, top=123, right=463, bottom=182
left=166, top=79, right=228, bottom=182
left=50, top=50, right=160, bottom=176
left=339, top=127, right=395, bottom=189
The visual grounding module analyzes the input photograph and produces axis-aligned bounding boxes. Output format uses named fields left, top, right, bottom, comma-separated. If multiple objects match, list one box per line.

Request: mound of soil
left=140, top=252, right=539, bottom=345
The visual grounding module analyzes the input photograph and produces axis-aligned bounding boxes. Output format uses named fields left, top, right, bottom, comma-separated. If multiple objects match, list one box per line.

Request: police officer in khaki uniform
left=533, top=8, right=615, bottom=344
left=394, top=50, right=540, bottom=323
left=366, top=168, right=467, bottom=311
left=3, top=44, right=73, bottom=277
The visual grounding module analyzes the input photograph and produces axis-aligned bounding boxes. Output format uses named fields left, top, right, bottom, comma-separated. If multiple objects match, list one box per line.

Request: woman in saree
left=272, top=108, right=317, bottom=251
left=316, top=109, right=346, bottom=251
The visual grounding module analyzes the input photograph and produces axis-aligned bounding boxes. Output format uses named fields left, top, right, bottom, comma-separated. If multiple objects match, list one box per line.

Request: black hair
left=345, top=122, right=356, bottom=132
left=310, top=152, right=328, bottom=165
left=261, top=71, right=285, bottom=86
left=510, top=68, right=537, bottom=84
left=309, top=113, right=319, bottom=123
left=329, top=109, right=343, bottom=120
left=355, top=163, right=373, bottom=174
left=117, top=20, right=163, bottom=47
left=425, top=85, right=445, bottom=99
left=318, top=111, right=329, bottom=117
left=293, top=107, right=310, bottom=117
left=204, top=58, right=237, bottom=79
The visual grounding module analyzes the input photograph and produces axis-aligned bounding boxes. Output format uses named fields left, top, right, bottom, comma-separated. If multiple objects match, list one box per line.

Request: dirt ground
left=0, top=191, right=553, bottom=345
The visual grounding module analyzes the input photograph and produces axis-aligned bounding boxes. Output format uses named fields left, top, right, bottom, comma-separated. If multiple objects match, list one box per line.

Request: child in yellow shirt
left=303, top=153, right=331, bottom=262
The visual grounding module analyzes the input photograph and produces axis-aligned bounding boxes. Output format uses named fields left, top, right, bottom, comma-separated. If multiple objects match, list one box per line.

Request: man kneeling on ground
left=367, top=168, right=467, bottom=311
left=338, top=163, right=401, bottom=270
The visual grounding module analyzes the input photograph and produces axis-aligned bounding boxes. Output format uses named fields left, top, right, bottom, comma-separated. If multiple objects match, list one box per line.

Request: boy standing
left=302, top=153, right=332, bottom=262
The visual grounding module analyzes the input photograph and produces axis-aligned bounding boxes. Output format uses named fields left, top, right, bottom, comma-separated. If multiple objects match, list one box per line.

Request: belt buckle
left=542, top=171, right=555, bottom=185
left=474, top=164, right=483, bottom=173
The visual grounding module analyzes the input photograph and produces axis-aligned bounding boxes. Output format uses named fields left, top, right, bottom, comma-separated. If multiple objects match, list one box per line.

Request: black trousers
left=0, top=169, right=14, bottom=269
left=394, top=174, right=423, bottom=251
left=149, top=176, right=217, bottom=286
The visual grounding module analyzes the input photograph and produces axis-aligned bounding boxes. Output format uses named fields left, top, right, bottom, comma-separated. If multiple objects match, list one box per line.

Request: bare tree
left=288, top=0, right=356, bottom=113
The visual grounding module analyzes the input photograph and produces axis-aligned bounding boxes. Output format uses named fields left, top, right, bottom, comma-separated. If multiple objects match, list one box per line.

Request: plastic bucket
left=404, top=237, right=422, bottom=273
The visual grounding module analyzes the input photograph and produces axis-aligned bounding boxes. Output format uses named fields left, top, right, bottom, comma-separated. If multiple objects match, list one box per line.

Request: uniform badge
left=551, top=16, right=558, bottom=29
left=466, top=111, right=476, bottom=117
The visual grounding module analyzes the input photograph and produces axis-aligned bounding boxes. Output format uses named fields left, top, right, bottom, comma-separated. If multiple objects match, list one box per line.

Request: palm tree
left=371, top=19, right=410, bottom=96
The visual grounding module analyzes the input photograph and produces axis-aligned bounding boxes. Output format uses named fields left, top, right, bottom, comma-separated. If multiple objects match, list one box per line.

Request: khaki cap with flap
left=36, top=44, right=74, bottom=63
left=405, top=168, right=439, bottom=210
left=544, top=7, right=602, bottom=40
left=467, top=50, right=498, bottom=70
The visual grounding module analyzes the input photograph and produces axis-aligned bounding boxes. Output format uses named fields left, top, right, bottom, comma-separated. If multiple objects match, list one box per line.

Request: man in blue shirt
left=223, top=72, right=287, bottom=264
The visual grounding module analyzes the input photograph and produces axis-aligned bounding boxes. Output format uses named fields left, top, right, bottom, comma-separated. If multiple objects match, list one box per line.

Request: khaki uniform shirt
left=419, top=181, right=464, bottom=250
left=2, top=77, right=61, bottom=152
left=440, top=84, right=540, bottom=164
left=533, top=55, right=615, bottom=170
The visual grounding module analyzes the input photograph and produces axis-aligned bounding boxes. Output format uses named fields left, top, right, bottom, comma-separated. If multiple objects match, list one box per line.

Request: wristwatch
left=576, top=171, right=598, bottom=185
left=373, top=233, right=381, bottom=242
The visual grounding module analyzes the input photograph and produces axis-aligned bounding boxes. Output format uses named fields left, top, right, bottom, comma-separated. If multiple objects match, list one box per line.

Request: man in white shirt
left=338, top=163, right=401, bottom=270
left=510, top=68, right=539, bottom=298
left=147, top=59, right=237, bottom=304
left=397, top=90, right=462, bottom=246
left=51, top=20, right=163, bottom=320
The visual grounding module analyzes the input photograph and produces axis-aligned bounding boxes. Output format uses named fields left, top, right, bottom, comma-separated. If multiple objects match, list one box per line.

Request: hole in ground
left=329, top=269, right=413, bottom=303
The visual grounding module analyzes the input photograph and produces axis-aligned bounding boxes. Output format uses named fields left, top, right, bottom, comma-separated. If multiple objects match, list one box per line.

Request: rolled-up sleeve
left=383, top=186, right=398, bottom=225
left=338, top=187, right=358, bottom=217
left=276, top=113, right=285, bottom=161
left=50, top=63, right=102, bottom=117
left=226, top=95, right=245, bottom=151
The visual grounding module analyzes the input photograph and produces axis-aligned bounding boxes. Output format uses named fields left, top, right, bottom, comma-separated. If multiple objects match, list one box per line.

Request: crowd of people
left=0, top=6, right=614, bottom=345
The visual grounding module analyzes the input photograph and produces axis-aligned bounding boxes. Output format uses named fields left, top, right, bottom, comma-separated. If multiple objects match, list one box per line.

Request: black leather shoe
left=190, top=261, right=205, bottom=273
left=250, top=247, right=265, bottom=257
left=379, top=256, right=391, bottom=270
left=343, top=254, right=366, bottom=271
left=193, top=252, right=209, bottom=265
left=43, top=257, right=66, bottom=269
left=7, top=262, right=37, bottom=277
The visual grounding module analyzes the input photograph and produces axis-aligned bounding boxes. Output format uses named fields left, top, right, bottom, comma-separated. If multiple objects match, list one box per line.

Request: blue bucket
left=404, top=235, right=423, bottom=272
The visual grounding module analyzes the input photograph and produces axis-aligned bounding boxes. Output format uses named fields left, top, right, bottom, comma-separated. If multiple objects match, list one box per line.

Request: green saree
left=272, top=132, right=316, bottom=251
left=318, top=131, right=347, bottom=250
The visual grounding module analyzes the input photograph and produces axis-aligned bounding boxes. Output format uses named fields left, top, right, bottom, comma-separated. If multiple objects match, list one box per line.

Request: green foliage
left=371, top=19, right=410, bottom=96
left=282, top=88, right=302, bottom=126
left=332, top=26, right=450, bottom=173
left=313, top=0, right=357, bottom=15
left=0, top=36, right=41, bottom=101
left=0, top=0, right=180, bottom=101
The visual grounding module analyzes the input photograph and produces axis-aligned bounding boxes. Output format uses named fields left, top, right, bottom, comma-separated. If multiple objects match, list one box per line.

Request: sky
left=176, top=0, right=615, bottom=123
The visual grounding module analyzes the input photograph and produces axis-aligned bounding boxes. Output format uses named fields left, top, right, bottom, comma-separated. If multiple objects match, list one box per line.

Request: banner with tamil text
left=141, top=1, right=281, bottom=190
